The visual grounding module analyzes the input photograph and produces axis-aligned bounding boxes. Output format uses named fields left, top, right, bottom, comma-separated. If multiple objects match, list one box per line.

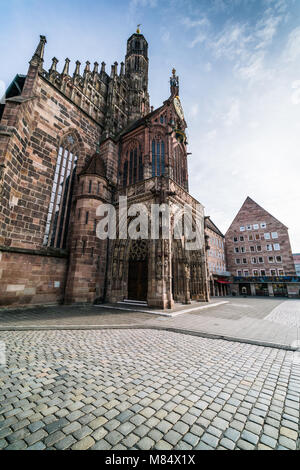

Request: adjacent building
left=0, top=31, right=209, bottom=308
left=293, top=254, right=300, bottom=276
left=225, top=197, right=299, bottom=298
left=205, top=216, right=230, bottom=296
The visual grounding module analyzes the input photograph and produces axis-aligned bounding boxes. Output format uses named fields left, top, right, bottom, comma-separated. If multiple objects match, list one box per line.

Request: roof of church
left=79, top=152, right=106, bottom=178
left=115, top=104, right=165, bottom=140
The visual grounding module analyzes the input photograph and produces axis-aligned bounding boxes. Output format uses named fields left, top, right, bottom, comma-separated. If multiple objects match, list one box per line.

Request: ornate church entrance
left=127, top=240, right=148, bottom=301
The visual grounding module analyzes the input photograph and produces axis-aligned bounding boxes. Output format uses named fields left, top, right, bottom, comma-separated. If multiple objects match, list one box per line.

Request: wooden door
left=128, top=259, right=148, bottom=301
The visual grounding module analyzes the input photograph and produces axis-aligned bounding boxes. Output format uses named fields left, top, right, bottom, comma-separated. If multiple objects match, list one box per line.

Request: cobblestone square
left=0, top=326, right=299, bottom=450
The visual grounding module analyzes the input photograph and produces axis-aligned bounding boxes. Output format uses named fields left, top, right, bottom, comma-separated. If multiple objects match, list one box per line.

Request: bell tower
left=125, top=26, right=150, bottom=122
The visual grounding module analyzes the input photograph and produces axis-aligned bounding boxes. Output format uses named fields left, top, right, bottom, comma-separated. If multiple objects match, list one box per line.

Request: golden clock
left=173, top=96, right=185, bottom=121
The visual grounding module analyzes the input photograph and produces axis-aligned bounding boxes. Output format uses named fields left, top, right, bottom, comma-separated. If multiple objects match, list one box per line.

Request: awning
left=216, top=280, right=231, bottom=284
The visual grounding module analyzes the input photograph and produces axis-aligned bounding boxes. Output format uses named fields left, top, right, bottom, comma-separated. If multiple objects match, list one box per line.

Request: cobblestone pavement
left=0, top=329, right=299, bottom=450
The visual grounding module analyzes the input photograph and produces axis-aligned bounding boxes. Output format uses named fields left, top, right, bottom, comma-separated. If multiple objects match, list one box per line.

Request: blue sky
left=1, top=0, right=300, bottom=251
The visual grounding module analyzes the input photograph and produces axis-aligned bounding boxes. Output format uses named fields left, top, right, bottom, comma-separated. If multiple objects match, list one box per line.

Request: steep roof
left=115, top=104, right=165, bottom=140
left=225, top=196, right=288, bottom=234
left=205, top=216, right=225, bottom=238
left=79, top=153, right=106, bottom=178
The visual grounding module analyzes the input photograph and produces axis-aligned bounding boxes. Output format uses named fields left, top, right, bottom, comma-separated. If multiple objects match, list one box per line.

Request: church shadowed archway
left=127, top=240, right=148, bottom=301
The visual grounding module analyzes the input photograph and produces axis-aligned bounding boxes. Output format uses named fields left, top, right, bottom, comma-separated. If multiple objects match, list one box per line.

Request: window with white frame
left=253, top=224, right=259, bottom=230
left=266, top=244, right=272, bottom=251
left=248, top=235, right=253, bottom=241
left=240, top=226, right=245, bottom=232
left=244, top=270, right=249, bottom=276
left=271, top=232, right=278, bottom=239
left=268, top=256, right=274, bottom=263
left=255, top=234, right=260, bottom=240
left=276, top=256, right=282, bottom=263
left=250, top=246, right=255, bottom=252
left=278, top=269, right=284, bottom=276
left=240, top=236, right=244, bottom=242
left=43, top=135, right=78, bottom=249
left=246, top=225, right=252, bottom=230
left=270, top=269, right=277, bottom=276
left=235, top=259, right=241, bottom=264
left=243, top=258, right=247, bottom=264
left=258, top=257, right=264, bottom=263
left=261, top=270, right=266, bottom=276
left=261, top=222, right=267, bottom=229
left=234, top=247, right=239, bottom=253
left=257, top=246, right=262, bottom=252
left=253, top=270, right=259, bottom=276
left=251, top=257, right=257, bottom=264
left=273, top=243, right=280, bottom=251
left=241, top=247, right=245, bottom=253
left=237, top=270, right=242, bottom=276
left=264, top=233, right=271, bottom=240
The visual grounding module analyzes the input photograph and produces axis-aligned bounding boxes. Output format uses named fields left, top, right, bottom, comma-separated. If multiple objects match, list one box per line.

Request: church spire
left=30, top=35, right=47, bottom=69
left=170, top=68, right=179, bottom=97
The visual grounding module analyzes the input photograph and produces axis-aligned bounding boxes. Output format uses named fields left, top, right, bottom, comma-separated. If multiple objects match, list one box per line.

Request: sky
left=1, top=0, right=300, bottom=251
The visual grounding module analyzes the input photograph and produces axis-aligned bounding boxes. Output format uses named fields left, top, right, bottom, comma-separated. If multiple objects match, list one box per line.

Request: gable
left=226, top=196, right=288, bottom=234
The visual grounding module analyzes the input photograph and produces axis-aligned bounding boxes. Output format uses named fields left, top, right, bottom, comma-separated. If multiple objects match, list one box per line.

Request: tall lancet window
left=122, top=144, right=143, bottom=187
left=43, top=135, right=78, bottom=249
left=152, top=139, right=165, bottom=177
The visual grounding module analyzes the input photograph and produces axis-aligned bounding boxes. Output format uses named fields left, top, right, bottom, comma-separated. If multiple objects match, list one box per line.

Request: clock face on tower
left=173, top=96, right=185, bottom=121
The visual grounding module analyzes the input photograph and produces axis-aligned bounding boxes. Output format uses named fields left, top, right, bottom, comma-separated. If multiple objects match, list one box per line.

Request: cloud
left=129, top=0, right=157, bottom=15
left=204, top=62, right=212, bottom=72
left=291, top=80, right=300, bottom=105
left=224, top=99, right=240, bottom=127
left=285, top=26, right=300, bottom=62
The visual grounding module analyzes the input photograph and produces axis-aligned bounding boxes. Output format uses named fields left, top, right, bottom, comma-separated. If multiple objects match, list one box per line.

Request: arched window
left=152, top=139, right=165, bottom=177
left=122, top=145, right=143, bottom=187
left=43, top=135, right=78, bottom=248
left=173, top=146, right=185, bottom=187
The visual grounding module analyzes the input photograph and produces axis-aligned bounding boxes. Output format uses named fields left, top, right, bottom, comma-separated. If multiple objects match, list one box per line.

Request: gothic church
left=0, top=29, right=209, bottom=308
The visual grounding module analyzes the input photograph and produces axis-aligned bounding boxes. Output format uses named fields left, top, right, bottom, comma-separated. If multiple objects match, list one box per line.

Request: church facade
left=0, top=31, right=209, bottom=308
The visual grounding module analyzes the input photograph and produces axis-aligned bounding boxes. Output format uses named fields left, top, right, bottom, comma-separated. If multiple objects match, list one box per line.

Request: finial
left=93, top=62, right=99, bottom=74
left=30, top=35, right=47, bottom=68
left=49, top=57, right=58, bottom=73
left=101, top=62, right=106, bottom=74
left=170, top=67, right=179, bottom=96
left=120, top=62, right=125, bottom=76
left=62, top=58, right=70, bottom=75
left=84, top=61, right=91, bottom=74
left=74, top=61, right=81, bottom=76
left=137, top=24, right=141, bottom=34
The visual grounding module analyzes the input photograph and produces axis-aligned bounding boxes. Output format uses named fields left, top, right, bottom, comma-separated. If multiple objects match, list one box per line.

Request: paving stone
left=260, top=434, right=277, bottom=449
left=5, top=440, right=27, bottom=450
left=105, top=430, right=123, bottom=446
left=220, top=437, right=235, bottom=450
left=237, top=439, right=255, bottom=450
left=278, top=435, right=297, bottom=450
left=183, top=432, right=200, bottom=447
left=201, top=432, right=219, bottom=448
left=136, top=437, right=155, bottom=450
left=71, top=436, right=95, bottom=450
left=117, top=422, right=135, bottom=436
left=62, top=421, right=81, bottom=435
left=224, top=427, right=240, bottom=442
left=25, top=429, right=47, bottom=446
left=27, top=442, right=47, bottom=450
left=44, top=431, right=65, bottom=447
left=154, top=440, right=173, bottom=450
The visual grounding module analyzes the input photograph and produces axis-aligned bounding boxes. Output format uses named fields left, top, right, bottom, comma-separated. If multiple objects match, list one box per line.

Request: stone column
left=250, top=284, right=256, bottom=296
